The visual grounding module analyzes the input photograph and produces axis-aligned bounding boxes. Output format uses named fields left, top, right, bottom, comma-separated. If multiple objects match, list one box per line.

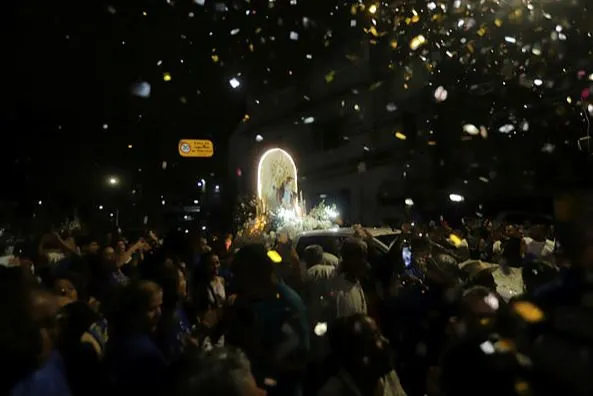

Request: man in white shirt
left=333, top=238, right=368, bottom=318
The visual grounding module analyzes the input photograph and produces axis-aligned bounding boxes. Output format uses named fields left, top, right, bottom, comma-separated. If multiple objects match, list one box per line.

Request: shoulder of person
left=318, top=376, right=346, bottom=396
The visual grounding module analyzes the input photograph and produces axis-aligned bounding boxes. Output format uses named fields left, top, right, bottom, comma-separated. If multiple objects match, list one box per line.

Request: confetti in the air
left=434, top=86, right=448, bottom=102
left=229, top=77, right=241, bottom=88
left=163, top=72, right=172, bottom=82
left=303, top=116, right=315, bottom=124
left=386, top=103, right=397, bottom=112
left=409, top=35, right=426, bottom=50
left=255, top=134, right=264, bottom=142
left=290, top=31, right=299, bottom=41
left=131, top=81, right=151, bottom=98
left=162, top=161, right=167, bottom=170
left=463, top=124, right=479, bottom=136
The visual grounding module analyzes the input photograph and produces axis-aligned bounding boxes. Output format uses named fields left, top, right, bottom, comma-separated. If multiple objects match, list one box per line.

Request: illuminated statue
left=257, top=148, right=298, bottom=212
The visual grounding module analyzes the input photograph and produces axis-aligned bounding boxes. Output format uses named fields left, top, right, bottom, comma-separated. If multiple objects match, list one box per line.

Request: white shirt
left=319, top=370, right=407, bottom=396
left=523, top=237, right=555, bottom=259
left=332, top=274, right=367, bottom=318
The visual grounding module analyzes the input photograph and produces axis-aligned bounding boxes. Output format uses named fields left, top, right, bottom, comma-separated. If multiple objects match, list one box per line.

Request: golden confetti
left=249, top=43, right=254, bottom=52
left=369, top=4, right=377, bottom=14
left=325, top=70, right=336, bottom=83
left=163, top=72, right=172, bottom=82
left=477, top=26, right=487, bottom=37
left=243, top=114, right=250, bottom=122
left=211, top=54, right=219, bottom=63
left=409, top=34, right=427, bottom=50
left=449, top=234, right=462, bottom=247
left=395, top=131, right=407, bottom=140
left=428, top=140, right=436, bottom=146
left=514, top=380, right=530, bottom=395
left=267, top=250, right=282, bottom=263
left=513, top=301, right=544, bottom=323
left=390, top=39, right=398, bottom=49
left=494, top=18, right=503, bottom=27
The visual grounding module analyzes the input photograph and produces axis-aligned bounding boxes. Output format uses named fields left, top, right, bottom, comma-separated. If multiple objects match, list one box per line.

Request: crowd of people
left=1, top=216, right=593, bottom=396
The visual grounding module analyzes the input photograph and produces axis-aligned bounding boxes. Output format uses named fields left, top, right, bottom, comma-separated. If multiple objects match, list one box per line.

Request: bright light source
left=369, top=4, right=378, bottom=13
left=314, top=322, right=328, bottom=336
left=128, top=144, right=133, bottom=149
left=229, top=77, right=240, bottom=88
left=405, top=198, right=414, bottom=206
left=108, top=177, right=119, bottom=186
left=185, top=229, right=189, bottom=234
left=449, top=193, right=465, bottom=203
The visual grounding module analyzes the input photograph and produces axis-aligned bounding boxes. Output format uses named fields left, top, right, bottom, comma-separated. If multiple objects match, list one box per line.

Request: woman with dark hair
left=152, top=261, right=197, bottom=362
left=191, top=252, right=226, bottom=321
left=104, top=281, right=166, bottom=396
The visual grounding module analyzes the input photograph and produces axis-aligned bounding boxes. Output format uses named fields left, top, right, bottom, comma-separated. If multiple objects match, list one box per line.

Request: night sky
left=4, top=0, right=593, bottom=225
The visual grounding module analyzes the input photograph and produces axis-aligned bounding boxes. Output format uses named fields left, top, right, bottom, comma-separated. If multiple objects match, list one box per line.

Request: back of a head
left=176, top=347, right=254, bottom=396
left=340, top=238, right=367, bottom=262
left=522, top=261, right=558, bottom=295
left=303, top=245, right=324, bottom=268
left=106, top=280, right=159, bottom=339
left=233, top=244, right=274, bottom=279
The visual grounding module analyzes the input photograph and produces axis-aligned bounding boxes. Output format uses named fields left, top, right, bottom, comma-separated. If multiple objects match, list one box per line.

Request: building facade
left=228, top=41, right=438, bottom=226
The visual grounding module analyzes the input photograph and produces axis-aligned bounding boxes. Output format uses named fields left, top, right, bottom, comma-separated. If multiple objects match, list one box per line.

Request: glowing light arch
left=257, top=148, right=298, bottom=209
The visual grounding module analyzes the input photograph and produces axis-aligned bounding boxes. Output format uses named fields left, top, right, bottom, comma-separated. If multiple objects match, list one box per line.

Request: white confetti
left=131, top=81, right=151, bottom=98
left=289, top=31, right=299, bottom=41
left=255, top=134, right=264, bottom=142
left=498, top=124, right=515, bottom=133
left=386, top=103, right=397, bottom=112
left=504, top=36, right=516, bottom=44
left=463, top=124, right=479, bottom=135
left=303, top=116, right=315, bottom=124
left=194, top=0, right=205, bottom=4
left=229, top=77, right=241, bottom=88
left=230, top=28, right=240, bottom=35
left=162, top=161, right=167, bottom=170
left=434, top=86, right=448, bottom=102
left=314, top=322, right=327, bottom=336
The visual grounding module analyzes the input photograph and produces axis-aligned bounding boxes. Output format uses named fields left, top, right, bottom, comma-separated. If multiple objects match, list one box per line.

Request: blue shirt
left=248, top=283, right=309, bottom=396
left=10, top=351, right=72, bottom=396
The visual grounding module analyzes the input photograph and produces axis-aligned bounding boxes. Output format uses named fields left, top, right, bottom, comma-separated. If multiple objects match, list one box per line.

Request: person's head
left=456, top=286, right=500, bottom=336
left=115, top=239, right=126, bottom=254
left=329, top=314, right=392, bottom=382
left=88, top=240, right=100, bottom=255
left=233, top=244, right=274, bottom=295
left=202, top=252, right=221, bottom=278
left=176, top=347, right=266, bottom=396
left=521, top=261, right=558, bottom=295
left=30, top=289, right=60, bottom=361
left=53, top=273, right=81, bottom=302
left=340, top=238, right=368, bottom=279
left=195, top=236, right=210, bottom=253
left=108, top=281, right=163, bottom=337
left=468, top=269, right=496, bottom=291
left=303, top=245, right=324, bottom=268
